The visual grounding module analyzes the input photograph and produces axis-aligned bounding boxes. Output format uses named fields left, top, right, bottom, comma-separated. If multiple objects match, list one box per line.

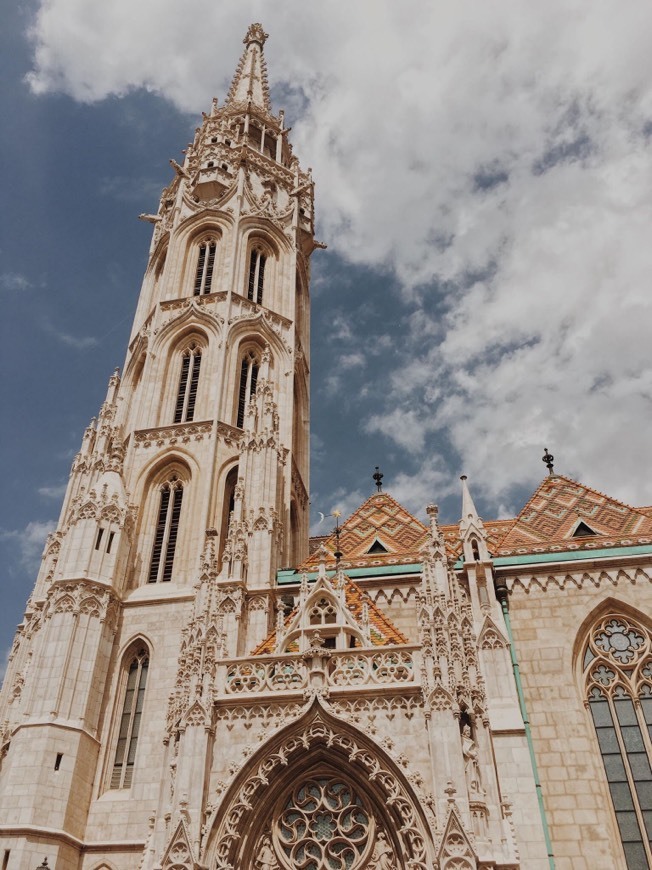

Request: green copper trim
left=493, top=543, right=652, bottom=566
left=454, top=542, right=652, bottom=571
left=276, top=562, right=423, bottom=585
left=499, top=592, right=555, bottom=868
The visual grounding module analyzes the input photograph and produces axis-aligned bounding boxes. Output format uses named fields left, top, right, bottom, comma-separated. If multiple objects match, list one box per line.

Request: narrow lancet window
left=148, top=477, right=184, bottom=583
left=583, top=614, right=652, bottom=867
left=174, top=343, right=202, bottom=423
left=247, top=249, right=266, bottom=304
left=236, top=350, right=259, bottom=428
left=194, top=240, right=217, bottom=296
left=111, top=648, right=149, bottom=789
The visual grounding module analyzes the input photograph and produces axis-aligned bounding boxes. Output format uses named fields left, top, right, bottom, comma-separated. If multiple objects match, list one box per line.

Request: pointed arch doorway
left=203, top=701, right=433, bottom=869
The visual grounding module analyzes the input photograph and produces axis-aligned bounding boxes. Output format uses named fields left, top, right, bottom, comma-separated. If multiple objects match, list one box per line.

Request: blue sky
left=2, top=1, right=652, bottom=669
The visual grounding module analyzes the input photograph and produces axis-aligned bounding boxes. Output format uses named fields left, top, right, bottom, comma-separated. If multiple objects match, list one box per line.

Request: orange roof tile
left=301, top=492, right=428, bottom=570
left=491, top=475, right=652, bottom=555
left=303, top=478, right=652, bottom=567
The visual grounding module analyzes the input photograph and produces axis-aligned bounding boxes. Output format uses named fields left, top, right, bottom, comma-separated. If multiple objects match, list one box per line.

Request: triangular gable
left=161, top=818, right=198, bottom=870
left=493, top=474, right=652, bottom=554
left=252, top=573, right=407, bottom=655
left=437, top=806, right=477, bottom=866
left=301, top=492, right=428, bottom=569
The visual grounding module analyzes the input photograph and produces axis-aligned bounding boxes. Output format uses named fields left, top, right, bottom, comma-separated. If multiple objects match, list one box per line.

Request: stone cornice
left=133, top=420, right=213, bottom=448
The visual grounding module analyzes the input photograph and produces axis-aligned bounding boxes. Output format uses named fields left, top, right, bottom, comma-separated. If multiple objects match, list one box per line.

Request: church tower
left=0, top=24, right=317, bottom=868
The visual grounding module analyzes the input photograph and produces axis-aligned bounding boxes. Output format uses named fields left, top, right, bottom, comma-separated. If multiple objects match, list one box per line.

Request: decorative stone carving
left=134, top=421, right=213, bottom=449
left=204, top=703, right=432, bottom=870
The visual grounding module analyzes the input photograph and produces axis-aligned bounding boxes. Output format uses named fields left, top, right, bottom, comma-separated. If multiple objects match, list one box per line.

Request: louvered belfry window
left=247, top=248, right=266, bottom=304
left=174, top=343, right=202, bottom=423
left=583, top=614, right=652, bottom=867
left=110, top=648, right=149, bottom=789
left=236, top=350, right=259, bottom=428
left=148, top=477, right=184, bottom=583
left=194, top=240, right=217, bottom=296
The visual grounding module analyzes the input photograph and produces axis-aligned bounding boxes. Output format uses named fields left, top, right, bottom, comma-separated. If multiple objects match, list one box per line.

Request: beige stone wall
left=507, top=561, right=652, bottom=869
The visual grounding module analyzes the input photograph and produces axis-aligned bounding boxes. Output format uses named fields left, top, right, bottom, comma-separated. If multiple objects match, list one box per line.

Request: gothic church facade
left=0, top=24, right=651, bottom=870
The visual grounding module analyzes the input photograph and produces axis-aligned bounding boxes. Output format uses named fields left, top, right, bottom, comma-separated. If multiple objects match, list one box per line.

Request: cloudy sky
left=2, top=1, right=652, bottom=666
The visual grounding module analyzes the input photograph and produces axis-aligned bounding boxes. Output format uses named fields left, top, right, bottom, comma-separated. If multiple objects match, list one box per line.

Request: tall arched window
left=236, top=349, right=259, bottom=428
left=174, top=342, right=202, bottom=423
left=110, top=646, right=149, bottom=789
left=194, top=239, right=217, bottom=296
left=148, top=476, right=184, bottom=583
left=219, top=465, right=239, bottom=566
left=583, top=613, right=652, bottom=867
left=247, top=248, right=266, bottom=304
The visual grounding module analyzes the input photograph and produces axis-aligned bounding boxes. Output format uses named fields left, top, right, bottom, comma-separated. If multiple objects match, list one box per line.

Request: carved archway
left=202, top=700, right=434, bottom=869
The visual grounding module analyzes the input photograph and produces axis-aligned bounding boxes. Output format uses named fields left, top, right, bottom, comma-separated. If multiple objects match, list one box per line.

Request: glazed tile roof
left=253, top=574, right=408, bottom=655
left=300, top=492, right=428, bottom=570
left=490, top=474, right=652, bottom=556
left=303, top=476, right=652, bottom=567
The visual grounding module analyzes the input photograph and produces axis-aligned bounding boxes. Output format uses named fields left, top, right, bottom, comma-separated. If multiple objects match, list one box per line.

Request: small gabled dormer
left=276, top=574, right=369, bottom=653
left=366, top=538, right=389, bottom=555
left=570, top=519, right=598, bottom=538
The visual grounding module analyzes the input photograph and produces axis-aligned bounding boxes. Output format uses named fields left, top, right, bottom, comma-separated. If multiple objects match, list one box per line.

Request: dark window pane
left=237, top=359, right=248, bottom=428
left=640, top=696, right=652, bottom=725
left=194, top=244, right=207, bottom=296
left=622, top=841, right=648, bottom=870
left=248, top=250, right=257, bottom=300
left=174, top=355, right=191, bottom=423
left=633, top=779, right=652, bottom=810
left=149, top=487, right=170, bottom=582
left=615, top=809, right=643, bottom=841
left=610, top=781, right=635, bottom=812
left=204, top=242, right=216, bottom=294
left=590, top=696, right=612, bottom=727
left=596, top=726, right=620, bottom=754
left=630, top=753, right=652, bottom=783
left=642, top=809, right=652, bottom=842
left=615, top=696, right=639, bottom=727
left=604, top=753, right=627, bottom=782
left=621, top=725, right=645, bottom=753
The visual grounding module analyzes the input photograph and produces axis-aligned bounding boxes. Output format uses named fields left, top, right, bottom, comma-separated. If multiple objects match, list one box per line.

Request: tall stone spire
left=225, top=23, right=272, bottom=114
left=459, top=474, right=489, bottom=563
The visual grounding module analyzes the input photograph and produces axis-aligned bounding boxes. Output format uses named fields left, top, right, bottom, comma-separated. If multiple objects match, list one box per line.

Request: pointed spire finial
left=542, top=447, right=555, bottom=476
left=460, top=474, right=479, bottom=523
left=244, top=22, right=268, bottom=47
left=373, top=466, right=384, bottom=492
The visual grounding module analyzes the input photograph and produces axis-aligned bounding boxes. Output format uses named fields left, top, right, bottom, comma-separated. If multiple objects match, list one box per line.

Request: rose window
left=274, top=776, right=373, bottom=870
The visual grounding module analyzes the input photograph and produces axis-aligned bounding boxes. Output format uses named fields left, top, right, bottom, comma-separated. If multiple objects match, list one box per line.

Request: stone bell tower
left=0, top=24, right=319, bottom=868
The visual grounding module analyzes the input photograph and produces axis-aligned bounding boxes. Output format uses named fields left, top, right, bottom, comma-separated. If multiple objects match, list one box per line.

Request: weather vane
left=542, top=447, right=555, bottom=475
left=316, top=509, right=343, bottom=566
left=373, top=466, right=384, bottom=492
left=332, top=510, right=343, bottom=565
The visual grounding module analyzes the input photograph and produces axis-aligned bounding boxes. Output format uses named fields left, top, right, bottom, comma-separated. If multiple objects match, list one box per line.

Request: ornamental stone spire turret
left=225, top=23, right=272, bottom=113
left=459, top=474, right=490, bottom=563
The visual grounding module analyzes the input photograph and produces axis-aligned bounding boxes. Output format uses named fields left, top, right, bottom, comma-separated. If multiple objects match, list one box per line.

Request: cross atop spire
left=225, top=23, right=272, bottom=114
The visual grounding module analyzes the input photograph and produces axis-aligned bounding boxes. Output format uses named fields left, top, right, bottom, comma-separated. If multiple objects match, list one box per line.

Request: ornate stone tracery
left=203, top=701, right=433, bottom=870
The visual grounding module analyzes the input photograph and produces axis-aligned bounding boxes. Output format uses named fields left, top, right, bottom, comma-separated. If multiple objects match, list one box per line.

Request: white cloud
left=38, top=483, right=68, bottom=500
left=40, top=317, right=98, bottom=350
left=0, top=272, right=31, bottom=292
left=0, top=520, right=56, bottom=574
left=24, top=1, right=652, bottom=508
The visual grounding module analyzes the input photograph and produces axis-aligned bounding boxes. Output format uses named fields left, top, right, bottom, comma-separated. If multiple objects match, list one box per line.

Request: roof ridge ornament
left=373, top=466, right=384, bottom=492
left=542, top=447, right=555, bottom=476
